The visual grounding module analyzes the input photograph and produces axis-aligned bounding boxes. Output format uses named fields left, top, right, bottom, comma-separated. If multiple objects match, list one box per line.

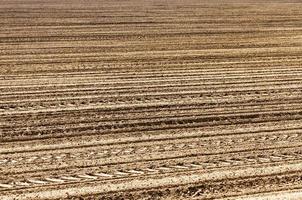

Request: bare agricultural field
left=1, top=0, right=302, bottom=199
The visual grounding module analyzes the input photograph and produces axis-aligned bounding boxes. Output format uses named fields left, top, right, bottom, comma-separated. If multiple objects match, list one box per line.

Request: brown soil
left=1, top=0, right=302, bottom=199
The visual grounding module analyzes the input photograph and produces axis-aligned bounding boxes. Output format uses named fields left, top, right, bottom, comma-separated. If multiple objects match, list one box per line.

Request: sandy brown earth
left=1, top=0, right=302, bottom=199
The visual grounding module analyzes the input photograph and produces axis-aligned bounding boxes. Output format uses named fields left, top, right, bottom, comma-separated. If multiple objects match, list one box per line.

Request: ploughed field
left=1, top=0, right=302, bottom=199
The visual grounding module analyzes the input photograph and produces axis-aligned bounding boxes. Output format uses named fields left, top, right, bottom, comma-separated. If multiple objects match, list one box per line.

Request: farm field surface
left=1, top=0, right=302, bottom=199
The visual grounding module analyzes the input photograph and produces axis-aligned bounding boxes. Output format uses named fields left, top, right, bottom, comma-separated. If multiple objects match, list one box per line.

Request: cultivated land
left=1, top=0, right=302, bottom=199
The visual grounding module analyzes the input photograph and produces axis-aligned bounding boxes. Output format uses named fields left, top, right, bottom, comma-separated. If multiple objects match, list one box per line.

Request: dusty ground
left=1, top=0, right=302, bottom=199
